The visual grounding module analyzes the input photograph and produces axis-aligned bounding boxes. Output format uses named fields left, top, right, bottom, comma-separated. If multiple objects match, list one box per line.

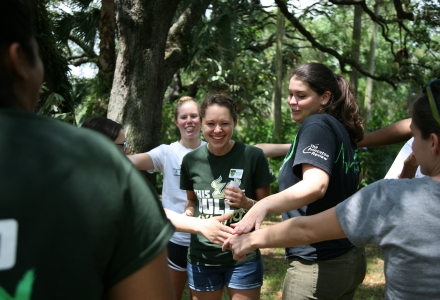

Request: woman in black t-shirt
left=230, top=62, right=365, bottom=300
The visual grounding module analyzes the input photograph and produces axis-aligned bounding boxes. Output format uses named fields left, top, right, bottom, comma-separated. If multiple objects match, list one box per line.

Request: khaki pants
left=282, top=247, right=366, bottom=300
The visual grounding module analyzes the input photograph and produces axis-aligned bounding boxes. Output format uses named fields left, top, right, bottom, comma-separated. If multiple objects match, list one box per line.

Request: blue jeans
left=282, top=247, right=366, bottom=300
left=187, top=258, right=264, bottom=292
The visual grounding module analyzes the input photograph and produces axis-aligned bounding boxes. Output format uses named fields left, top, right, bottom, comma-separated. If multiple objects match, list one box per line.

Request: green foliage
left=37, top=84, right=76, bottom=123
left=35, top=0, right=74, bottom=118
left=72, top=76, right=108, bottom=125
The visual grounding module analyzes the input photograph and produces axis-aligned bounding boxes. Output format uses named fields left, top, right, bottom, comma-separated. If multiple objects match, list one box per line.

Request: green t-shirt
left=0, top=109, right=174, bottom=299
left=180, top=141, right=275, bottom=266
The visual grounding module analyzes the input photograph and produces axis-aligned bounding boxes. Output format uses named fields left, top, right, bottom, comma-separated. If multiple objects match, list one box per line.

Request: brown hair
left=200, top=92, right=237, bottom=122
left=412, top=80, right=440, bottom=139
left=290, top=63, right=364, bottom=143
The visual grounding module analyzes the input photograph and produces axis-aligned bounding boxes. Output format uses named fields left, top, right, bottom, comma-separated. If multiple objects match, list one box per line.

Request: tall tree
left=107, top=0, right=211, bottom=156
left=350, top=4, right=362, bottom=96
left=272, top=5, right=284, bottom=142
left=364, top=1, right=381, bottom=120
left=97, top=0, right=116, bottom=97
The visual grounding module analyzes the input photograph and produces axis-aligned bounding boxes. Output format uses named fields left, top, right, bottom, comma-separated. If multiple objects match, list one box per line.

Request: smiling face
left=174, top=101, right=201, bottom=141
left=202, top=104, right=236, bottom=156
left=287, top=76, right=330, bottom=124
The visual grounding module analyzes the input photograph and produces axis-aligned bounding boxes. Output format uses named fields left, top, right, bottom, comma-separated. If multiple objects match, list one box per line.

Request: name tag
left=0, top=219, right=18, bottom=270
left=228, top=169, right=243, bottom=179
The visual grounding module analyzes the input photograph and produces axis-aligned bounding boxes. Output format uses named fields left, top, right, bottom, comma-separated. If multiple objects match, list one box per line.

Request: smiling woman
left=180, top=92, right=276, bottom=300
left=230, top=62, right=366, bottom=299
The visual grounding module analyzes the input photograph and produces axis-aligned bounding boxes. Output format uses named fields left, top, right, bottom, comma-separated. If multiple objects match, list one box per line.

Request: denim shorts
left=167, top=241, right=189, bottom=272
left=187, top=258, right=264, bottom=292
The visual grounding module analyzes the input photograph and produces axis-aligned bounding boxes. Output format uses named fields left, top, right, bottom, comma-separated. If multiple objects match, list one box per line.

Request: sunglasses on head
left=116, top=141, right=128, bottom=152
left=423, top=79, right=440, bottom=126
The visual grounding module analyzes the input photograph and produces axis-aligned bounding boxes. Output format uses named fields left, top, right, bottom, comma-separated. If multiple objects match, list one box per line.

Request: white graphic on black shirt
left=302, top=144, right=329, bottom=160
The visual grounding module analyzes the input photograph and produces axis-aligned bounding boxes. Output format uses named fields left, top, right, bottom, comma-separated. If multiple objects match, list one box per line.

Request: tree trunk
left=350, top=4, right=362, bottom=96
left=97, top=0, right=116, bottom=97
left=108, top=0, right=181, bottom=156
left=364, top=1, right=381, bottom=121
left=272, top=6, right=284, bottom=142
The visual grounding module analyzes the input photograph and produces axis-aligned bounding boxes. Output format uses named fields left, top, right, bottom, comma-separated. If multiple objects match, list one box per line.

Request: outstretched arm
left=164, top=208, right=233, bottom=245
left=223, top=207, right=345, bottom=260
left=127, top=153, right=154, bottom=171
left=109, top=248, right=174, bottom=299
left=254, top=143, right=290, bottom=158
left=232, top=164, right=330, bottom=235
left=358, top=118, right=411, bottom=148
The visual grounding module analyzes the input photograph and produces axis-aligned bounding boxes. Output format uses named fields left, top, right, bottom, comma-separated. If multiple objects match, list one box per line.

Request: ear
left=233, top=120, right=238, bottom=128
left=8, top=42, right=30, bottom=81
left=174, top=118, right=178, bottom=126
left=430, top=133, right=440, bottom=155
left=321, top=91, right=331, bottom=106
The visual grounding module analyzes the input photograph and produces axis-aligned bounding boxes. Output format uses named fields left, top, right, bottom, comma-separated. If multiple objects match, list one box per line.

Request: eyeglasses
left=116, top=141, right=128, bottom=152
left=423, top=79, right=440, bottom=126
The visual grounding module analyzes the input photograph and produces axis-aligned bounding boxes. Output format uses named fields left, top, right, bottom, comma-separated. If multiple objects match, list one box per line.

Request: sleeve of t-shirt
left=180, top=154, right=193, bottom=191
left=105, top=167, right=175, bottom=288
left=293, top=121, right=337, bottom=177
left=335, top=180, right=389, bottom=247
left=146, top=144, right=166, bottom=173
left=251, top=147, right=276, bottom=188
left=384, top=138, right=414, bottom=179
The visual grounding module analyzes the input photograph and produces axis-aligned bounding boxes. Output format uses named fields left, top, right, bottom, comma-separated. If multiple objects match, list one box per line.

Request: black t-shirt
left=0, top=109, right=174, bottom=299
left=279, top=114, right=360, bottom=261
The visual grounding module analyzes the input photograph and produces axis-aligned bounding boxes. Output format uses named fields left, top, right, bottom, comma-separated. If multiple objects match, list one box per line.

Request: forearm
left=249, top=217, right=315, bottom=250
left=358, top=118, right=411, bottom=148
left=260, top=179, right=326, bottom=215
left=127, top=153, right=154, bottom=170
left=254, top=143, right=290, bottom=158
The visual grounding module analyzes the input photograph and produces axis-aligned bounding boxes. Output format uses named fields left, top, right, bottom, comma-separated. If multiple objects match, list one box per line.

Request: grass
left=182, top=214, right=386, bottom=299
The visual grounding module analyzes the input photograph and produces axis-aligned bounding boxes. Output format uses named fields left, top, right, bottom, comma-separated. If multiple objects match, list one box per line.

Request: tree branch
left=68, top=34, right=98, bottom=59
left=274, top=0, right=397, bottom=88
left=164, top=0, right=212, bottom=85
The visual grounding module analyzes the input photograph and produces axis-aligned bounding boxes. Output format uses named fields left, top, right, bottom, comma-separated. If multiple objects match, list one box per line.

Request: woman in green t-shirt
left=180, top=92, right=276, bottom=300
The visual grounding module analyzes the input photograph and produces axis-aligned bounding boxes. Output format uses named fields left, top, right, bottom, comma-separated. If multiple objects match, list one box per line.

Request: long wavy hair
left=291, top=63, right=364, bottom=143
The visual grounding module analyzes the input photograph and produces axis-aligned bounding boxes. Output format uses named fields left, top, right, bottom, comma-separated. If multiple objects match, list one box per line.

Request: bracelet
left=244, top=198, right=256, bottom=212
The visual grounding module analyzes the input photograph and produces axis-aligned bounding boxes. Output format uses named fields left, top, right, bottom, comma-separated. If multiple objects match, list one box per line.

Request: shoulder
left=302, top=114, right=342, bottom=129
left=182, top=144, right=206, bottom=160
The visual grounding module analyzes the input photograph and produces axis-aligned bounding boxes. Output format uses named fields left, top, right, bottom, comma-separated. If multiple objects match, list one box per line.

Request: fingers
left=222, top=237, right=231, bottom=251
left=185, top=210, right=193, bottom=216
left=214, top=214, right=231, bottom=222
left=233, top=254, right=247, bottom=261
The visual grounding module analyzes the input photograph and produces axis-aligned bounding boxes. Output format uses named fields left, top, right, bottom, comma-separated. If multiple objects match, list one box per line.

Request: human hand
left=222, top=233, right=256, bottom=260
left=399, top=152, right=419, bottom=179
left=199, top=214, right=234, bottom=246
left=224, top=185, right=250, bottom=209
left=404, top=152, right=418, bottom=167
left=230, top=200, right=268, bottom=235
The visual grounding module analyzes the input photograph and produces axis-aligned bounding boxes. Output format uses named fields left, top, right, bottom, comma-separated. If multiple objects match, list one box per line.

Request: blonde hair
left=173, top=96, right=200, bottom=120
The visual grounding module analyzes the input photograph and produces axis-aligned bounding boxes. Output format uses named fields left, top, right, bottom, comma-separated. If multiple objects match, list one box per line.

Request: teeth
left=213, top=136, right=222, bottom=140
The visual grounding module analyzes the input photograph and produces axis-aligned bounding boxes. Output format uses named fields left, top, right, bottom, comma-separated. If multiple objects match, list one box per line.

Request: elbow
left=315, top=183, right=328, bottom=199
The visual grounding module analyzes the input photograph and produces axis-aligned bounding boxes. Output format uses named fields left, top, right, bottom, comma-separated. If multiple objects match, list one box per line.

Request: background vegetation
left=32, top=1, right=438, bottom=298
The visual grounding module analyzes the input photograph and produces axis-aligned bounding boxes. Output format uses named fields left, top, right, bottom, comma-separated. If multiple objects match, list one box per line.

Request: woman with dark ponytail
left=225, top=79, right=440, bottom=300
left=230, top=63, right=366, bottom=299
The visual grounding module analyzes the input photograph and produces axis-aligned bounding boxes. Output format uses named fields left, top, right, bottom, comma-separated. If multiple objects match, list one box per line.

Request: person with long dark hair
left=230, top=62, right=366, bottom=299
left=224, top=79, right=440, bottom=299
